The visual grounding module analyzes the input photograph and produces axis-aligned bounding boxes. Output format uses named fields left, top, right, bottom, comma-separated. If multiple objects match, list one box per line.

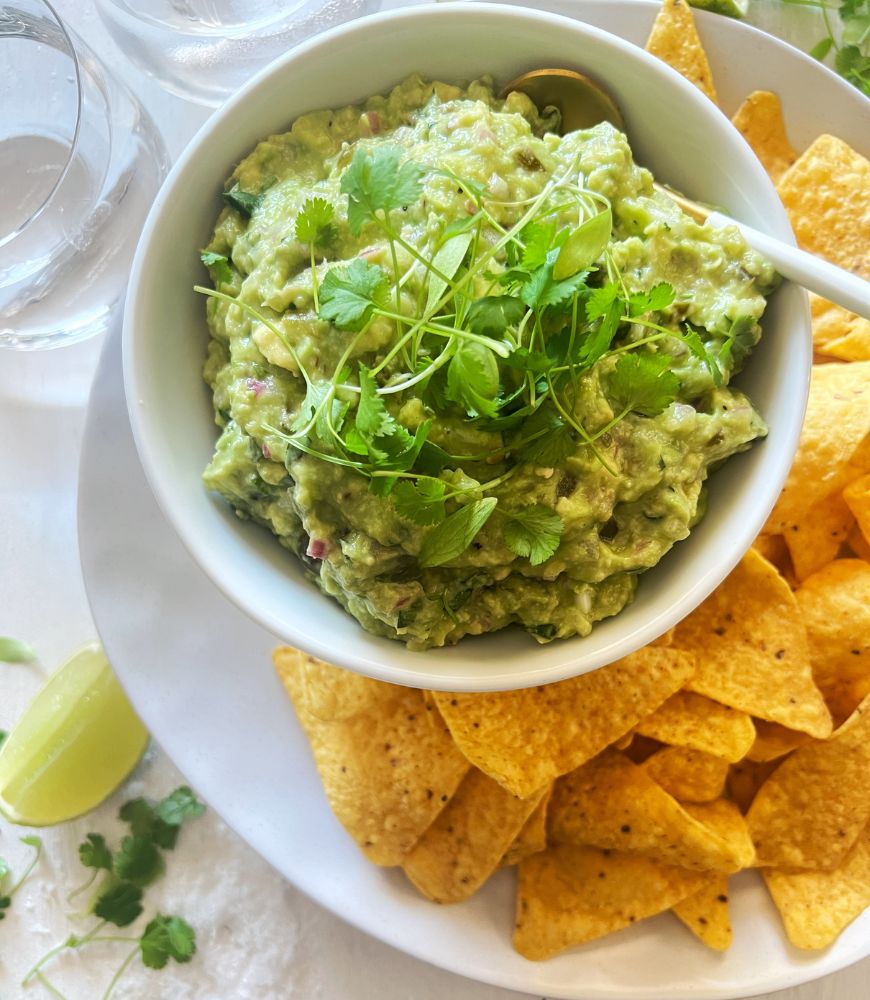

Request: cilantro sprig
left=198, top=127, right=746, bottom=574
left=780, top=0, right=870, bottom=96
left=24, top=787, right=203, bottom=999
left=0, top=836, right=42, bottom=922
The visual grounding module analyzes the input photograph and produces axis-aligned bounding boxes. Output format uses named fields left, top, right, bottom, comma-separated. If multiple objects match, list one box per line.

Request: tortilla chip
left=274, top=647, right=469, bottom=865
left=844, top=474, right=870, bottom=542
left=645, top=0, right=717, bottom=102
left=727, top=759, right=781, bottom=814
left=751, top=533, right=792, bottom=580
left=796, top=559, right=870, bottom=725
left=549, top=750, right=752, bottom=873
left=672, top=874, right=732, bottom=951
left=763, top=823, right=870, bottom=949
left=810, top=294, right=870, bottom=362
left=777, top=135, right=870, bottom=277
left=635, top=691, right=755, bottom=762
left=747, top=720, right=810, bottom=762
left=678, top=549, right=832, bottom=737
left=433, top=647, right=696, bottom=798
left=731, top=91, right=796, bottom=183
left=402, top=769, right=546, bottom=903
left=682, top=799, right=756, bottom=868
left=784, top=491, right=854, bottom=582
left=746, top=694, right=870, bottom=869
left=847, top=522, right=870, bottom=561
left=513, top=843, right=706, bottom=959
left=766, top=364, right=870, bottom=533
left=501, top=786, right=552, bottom=868
left=643, top=746, right=729, bottom=802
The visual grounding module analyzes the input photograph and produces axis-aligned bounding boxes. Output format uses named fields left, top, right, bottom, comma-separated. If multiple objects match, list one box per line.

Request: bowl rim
left=122, top=0, right=810, bottom=691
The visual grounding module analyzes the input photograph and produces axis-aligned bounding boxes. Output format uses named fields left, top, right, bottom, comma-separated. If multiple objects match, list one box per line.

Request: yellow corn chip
left=747, top=720, right=810, bottom=762
left=763, top=823, right=870, bottom=949
left=796, top=559, right=870, bottom=725
left=783, top=491, right=854, bottom=582
left=645, top=0, right=717, bottom=102
left=672, top=874, right=732, bottom=951
left=549, top=751, right=753, bottom=873
left=747, top=695, right=870, bottom=869
left=513, top=843, right=706, bottom=959
left=727, top=759, right=781, bottom=814
left=501, top=786, right=552, bottom=868
left=777, top=134, right=870, bottom=277
left=636, top=691, right=755, bottom=762
left=766, top=363, right=870, bottom=533
left=682, top=799, right=756, bottom=869
left=274, top=647, right=469, bottom=865
left=847, top=521, right=870, bottom=561
left=844, top=474, right=870, bottom=542
left=731, top=91, right=796, bottom=183
left=643, top=746, right=729, bottom=802
left=402, top=769, right=545, bottom=903
left=678, top=549, right=832, bottom=737
left=433, top=647, right=696, bottom=798
left=751, top=534, right=792, bottom=580
left=810, top=294, right=870, bottom=362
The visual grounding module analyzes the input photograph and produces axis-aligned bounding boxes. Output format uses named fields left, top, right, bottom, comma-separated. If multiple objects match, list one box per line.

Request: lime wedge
left=688, top=0, right=748, bottom=18
left=0, top=643, right=148, bottom=826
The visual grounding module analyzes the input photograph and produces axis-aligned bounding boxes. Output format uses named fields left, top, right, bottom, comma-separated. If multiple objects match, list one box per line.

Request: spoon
left=504, top=69, right=870, bottom=320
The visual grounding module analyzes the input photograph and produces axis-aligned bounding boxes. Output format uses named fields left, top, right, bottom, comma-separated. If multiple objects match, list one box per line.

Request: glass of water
left=0, top=0, right=169, bottom=350
left=94, top=0, right=382, bottom=108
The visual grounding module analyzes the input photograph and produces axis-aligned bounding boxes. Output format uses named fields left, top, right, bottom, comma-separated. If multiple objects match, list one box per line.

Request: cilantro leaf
left=119, top=796, right=184, bottom=850
left=0, top=730, right=6, bottom=750
left=156, top=786, right=205, bottom=827
left=356, top=364, right=398, bottom=440
left=94, top=882, right=143, bottom=928
left=223, top=187, right=262, bottom=217
left=553, top=208, right=611, bottom=280
left=582, top=282, right=624, bottom=364
left=585, top=282, right=621, bottom=323
left=447, top=341, right=500, bottom=419
left=392, top=479, right=447, bottom=525
left=809, top=36, right=835, bottom=60
left=426, top=231, right=473, bottom=313
left=340, top=146, right=424, bottom=235
left=0, top=636, right=35, bottom=663
left=79, top=833, right=113, bottom=872
left=607, top=353, right=679, bottom=417
left=627, top=281, right=675, bottom=317
left=319, top=258, right=386, bottom=331
left=680, top=324, right=723, bottom=386
left=419, top=498, right=498, bottom=567
left=114, top=835, right=163, bottom=888
left=521, top=222, right=562, bottom=270
left=466, top=295, right=526, bottom=338
left=295, top=196, right=336, bottom=245
left=503, top=505, right=565, bottom=565
left=140, top=915, right=196, bottom=970
left=515, top=407, right=575, bottom=466
left=200, top=251, right=232, bottom=285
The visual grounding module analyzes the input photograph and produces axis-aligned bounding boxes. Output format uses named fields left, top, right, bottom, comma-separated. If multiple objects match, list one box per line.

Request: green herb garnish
left=780, top=0, right=870, bottom=97
left=0, top=637, right=36, bottom=663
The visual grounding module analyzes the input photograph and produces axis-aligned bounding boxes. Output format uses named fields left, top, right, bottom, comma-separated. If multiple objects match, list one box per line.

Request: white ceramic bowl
left=123, top=1, right=809, bottom=692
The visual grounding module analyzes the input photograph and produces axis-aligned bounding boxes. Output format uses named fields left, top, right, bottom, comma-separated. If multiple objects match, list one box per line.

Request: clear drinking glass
left=94, top=0, right=383, bottom=108
left=0, top=0, right=169, bottom=350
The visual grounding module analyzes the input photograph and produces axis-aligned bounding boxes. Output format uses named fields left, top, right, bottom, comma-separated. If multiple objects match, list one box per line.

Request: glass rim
left=95, top=0, right=317, bottom=37
left=0, top=0, right=83, bottom=251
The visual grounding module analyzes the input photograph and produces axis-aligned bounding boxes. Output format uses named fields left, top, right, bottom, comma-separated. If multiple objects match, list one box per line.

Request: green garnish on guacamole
left=199, top=74, right=777, bottom=651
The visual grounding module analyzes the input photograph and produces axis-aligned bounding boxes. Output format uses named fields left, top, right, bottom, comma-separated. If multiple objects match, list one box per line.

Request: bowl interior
left=124, top=1, right=809, bottom=692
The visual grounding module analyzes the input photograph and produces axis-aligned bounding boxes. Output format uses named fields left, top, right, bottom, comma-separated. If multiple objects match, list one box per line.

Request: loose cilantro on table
left=23, top=786, right=203, bottom=1000
left=197, top=133, right=740, bottom=574
left=781, top=0, right=870, bottom=96
left=0, top=836, right=42, bottom=921
left=0, top=636, right=36, bottom=663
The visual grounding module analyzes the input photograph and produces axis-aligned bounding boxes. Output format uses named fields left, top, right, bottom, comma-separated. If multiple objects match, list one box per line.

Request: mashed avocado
left=200, top=74, right=777, bottom=650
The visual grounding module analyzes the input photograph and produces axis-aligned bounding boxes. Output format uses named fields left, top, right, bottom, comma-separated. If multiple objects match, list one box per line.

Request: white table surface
left=1, top=2, right=867, bottom=997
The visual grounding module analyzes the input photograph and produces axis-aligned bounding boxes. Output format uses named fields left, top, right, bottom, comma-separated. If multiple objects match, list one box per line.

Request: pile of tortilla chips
left=274, top=0, right=870, bottom=963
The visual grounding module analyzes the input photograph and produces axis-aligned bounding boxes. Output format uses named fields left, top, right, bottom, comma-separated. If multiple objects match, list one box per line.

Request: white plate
left=79, top=5, right=870, bottom=997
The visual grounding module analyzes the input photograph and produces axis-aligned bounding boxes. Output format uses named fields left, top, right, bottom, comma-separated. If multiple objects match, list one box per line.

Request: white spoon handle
left=707, top=211, right=870, bottom=320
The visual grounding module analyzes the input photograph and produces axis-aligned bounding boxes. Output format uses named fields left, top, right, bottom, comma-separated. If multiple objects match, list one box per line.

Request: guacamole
left=200, top=75, right=777, bottom=650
